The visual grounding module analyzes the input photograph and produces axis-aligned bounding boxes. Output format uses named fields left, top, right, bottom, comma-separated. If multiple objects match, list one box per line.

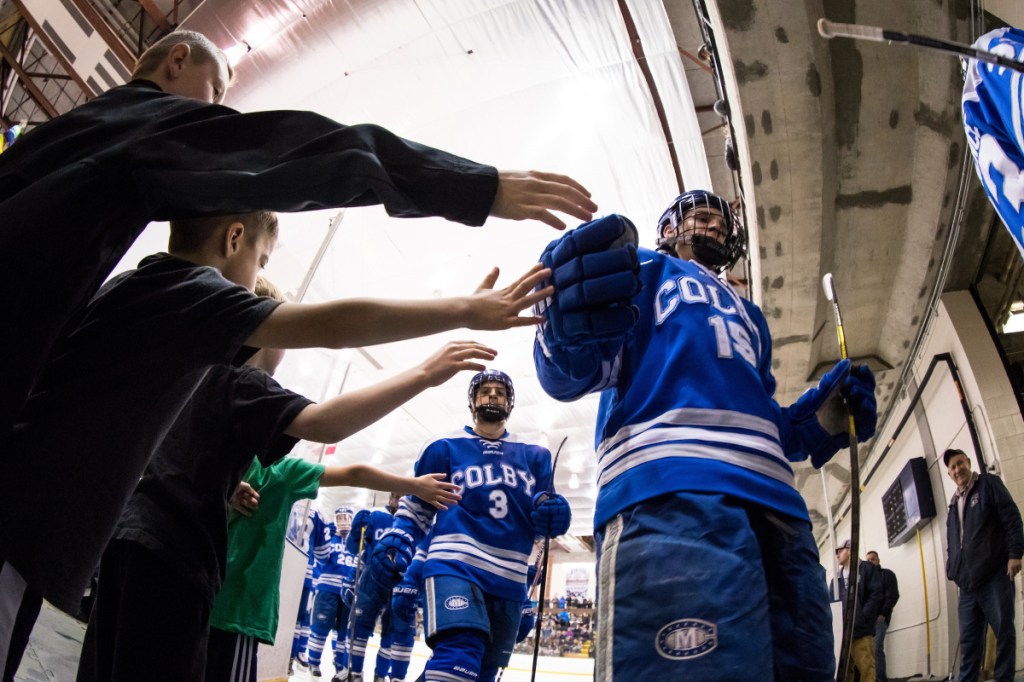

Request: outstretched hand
left=419, top=341, right=498, bottom=387
left=491, top=170, right=598, bottom=230
left=411, top=473, right=462, bottom=510
left=465, top=264, right=553, bottom=330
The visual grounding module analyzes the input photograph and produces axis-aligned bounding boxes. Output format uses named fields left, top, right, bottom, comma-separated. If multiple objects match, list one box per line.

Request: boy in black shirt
left=79, top=282, right=480, bottom=680
left=0, top=210, right=549, bottom=679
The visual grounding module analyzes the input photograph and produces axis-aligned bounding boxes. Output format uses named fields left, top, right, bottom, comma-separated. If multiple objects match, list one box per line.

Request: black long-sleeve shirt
left=0, top=79, right=497, bottom=445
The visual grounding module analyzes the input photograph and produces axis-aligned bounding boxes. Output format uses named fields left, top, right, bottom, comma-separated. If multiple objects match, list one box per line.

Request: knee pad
left=425, top=628, right=488, bottom=681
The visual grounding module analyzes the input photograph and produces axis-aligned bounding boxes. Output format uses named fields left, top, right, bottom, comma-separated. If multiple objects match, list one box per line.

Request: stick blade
left=822, top=273, right=835, bottom=301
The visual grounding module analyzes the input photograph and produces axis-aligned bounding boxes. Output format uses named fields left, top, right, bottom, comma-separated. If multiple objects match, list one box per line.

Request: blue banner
left=963, top=27, right=1024, bottom=256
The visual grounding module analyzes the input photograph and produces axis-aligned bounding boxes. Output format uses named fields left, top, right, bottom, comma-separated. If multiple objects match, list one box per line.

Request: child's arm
left=320, top=466, right=461, bottom=510
left=285, top=340, right=496, bottom=443
left=246, top=264, right=551, bottom=349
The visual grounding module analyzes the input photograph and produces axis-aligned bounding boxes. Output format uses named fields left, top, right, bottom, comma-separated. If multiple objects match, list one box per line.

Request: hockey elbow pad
left=535, top=214, right=642, bottom=346
left=531, top=492, right=571, bottom=538
left=785, top=359, right=852, bottom=468
left=367, top=528, right=416, bottom=591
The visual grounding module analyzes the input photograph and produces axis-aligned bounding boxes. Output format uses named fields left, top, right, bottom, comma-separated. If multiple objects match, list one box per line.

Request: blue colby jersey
left=346, top=509, right=395, bottom=560
left=304, top=509, right=326, bottom=584
left=535, top=249, right=810, bottom=530
left=315, top=526, right=357, bottom=595
left=394, top=426, right=552, bottom=602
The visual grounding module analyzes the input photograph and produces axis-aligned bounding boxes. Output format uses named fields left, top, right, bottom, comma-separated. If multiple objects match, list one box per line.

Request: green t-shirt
left=208, top=457, right=325, bottom=644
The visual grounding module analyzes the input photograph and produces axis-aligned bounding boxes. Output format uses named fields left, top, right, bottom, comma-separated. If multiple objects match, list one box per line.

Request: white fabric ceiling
left=118, top=0, right=711, bottom=538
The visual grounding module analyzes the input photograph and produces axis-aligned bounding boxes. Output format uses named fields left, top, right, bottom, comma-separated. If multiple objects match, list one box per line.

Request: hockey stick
left=530, top=435, right=568, bottom=682
left=819, top=468, right=840, bottom=595
left=822, top=273, right=860, bottom=682
left=344, top=525, right=367, bottom=674
left=817, top=18, right=1024, bottom=74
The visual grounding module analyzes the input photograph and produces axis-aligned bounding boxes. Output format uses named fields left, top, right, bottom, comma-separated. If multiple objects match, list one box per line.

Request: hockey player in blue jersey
left=347, top=495, right=402, bottom=682
left=531, top=191, right=877, bottom=680
left=387, top=536, right=431, bottom=682
left=291, top=506, right=326, bottom=674
left=308, top=506, right=358, bottom=680
left=366, top=370, right=572, bottom=682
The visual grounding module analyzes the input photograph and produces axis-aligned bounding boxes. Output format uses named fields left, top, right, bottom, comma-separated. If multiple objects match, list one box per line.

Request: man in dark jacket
left=866, top=551, right=899, bottom=682
left=831, top=539, right=883, bottom=682
left=944, top=448, right=1023, bottom=682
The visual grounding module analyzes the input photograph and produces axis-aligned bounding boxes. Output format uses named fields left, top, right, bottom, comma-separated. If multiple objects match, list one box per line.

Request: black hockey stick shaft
left=530, top=435, right=568, bottom=682
left=818, top=18, right=1024, bottom=74
left=823, top=273, right=860, bottom=682
left=345, top=525, right=367, bottom=665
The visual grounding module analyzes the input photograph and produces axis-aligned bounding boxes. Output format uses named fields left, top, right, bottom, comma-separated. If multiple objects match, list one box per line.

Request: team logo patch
left=655, top=619, right=718, bottom=660
left=445, top=595, right=470, bottom=610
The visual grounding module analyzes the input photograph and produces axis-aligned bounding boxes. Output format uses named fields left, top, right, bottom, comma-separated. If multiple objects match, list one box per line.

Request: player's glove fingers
left=548, top=215, right=638, bottom=268
left=560, top=305, right=638, bottom=339
left=559, top=271, right=642, bottom=310
left=571, top=214, right=638, bottom=253
left=845, top=386, right=877, bottom=441
left=844, top=363, right=876, bottom=392
left=553, top=246, right=638, bottom=287
left=818, top=358, right=851, bottom=398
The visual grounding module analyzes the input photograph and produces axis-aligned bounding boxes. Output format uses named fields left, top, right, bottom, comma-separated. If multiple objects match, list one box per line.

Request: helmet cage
left=655, top=190, right=746, bottom=273
left=334, top=506, right=354, bottom=534
left=467, top=369, right=515, bottom=422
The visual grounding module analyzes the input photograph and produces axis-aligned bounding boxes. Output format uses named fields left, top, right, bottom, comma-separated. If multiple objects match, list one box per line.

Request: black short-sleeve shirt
left=115, top=364, right=312, bottom=603
left=0, top=253, right=280, bottom=613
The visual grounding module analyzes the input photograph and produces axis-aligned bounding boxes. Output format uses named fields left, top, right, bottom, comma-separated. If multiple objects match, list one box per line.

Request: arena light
left=223, top=42, right=251, bottom=67
left=1003, top=301, right=1024, bottom=333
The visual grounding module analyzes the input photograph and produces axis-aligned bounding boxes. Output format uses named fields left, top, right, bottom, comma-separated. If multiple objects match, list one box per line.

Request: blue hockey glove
left=391, top=584, right=420, bottom=622
left=516, top=604, right=536, bottom=643
left=531, top=493, right=571, bottom=538
left=786, top=359, right=877, bottom=468
left=366, top=528, right=416, bottom=591
left=535, top=214, right=642, bottom=345
left=341, top=585, right=355, bottom=606
left=843, top=363, right=877, bottom=442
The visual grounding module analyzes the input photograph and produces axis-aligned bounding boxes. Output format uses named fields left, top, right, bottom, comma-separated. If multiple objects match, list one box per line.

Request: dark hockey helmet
left=334, top=506, right=354, bottom=534
left=468, top=369, right=515, bottom=423
left=655, top=189, right=746, bottom=273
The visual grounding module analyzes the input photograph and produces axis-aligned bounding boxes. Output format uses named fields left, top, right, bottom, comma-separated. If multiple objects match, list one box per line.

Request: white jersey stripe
left=430, top=533, right=530, bottom=563
left=598, top=406, right=781, bottom=459
left=600, top=425, right=785, bottom=473
left=426, top=551, right=527, bottom=582
left=599, top=442, right=796, bottom=489
left=426, top=542, right=527, bottom=575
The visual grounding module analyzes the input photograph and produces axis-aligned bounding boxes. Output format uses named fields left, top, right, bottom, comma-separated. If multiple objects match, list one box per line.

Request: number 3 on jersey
left=488, top=489, right=508, bottom=519
left=708, top=315, right=756, bottom=366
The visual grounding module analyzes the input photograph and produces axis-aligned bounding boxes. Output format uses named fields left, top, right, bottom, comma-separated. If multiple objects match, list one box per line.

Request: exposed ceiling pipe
left=616, top=0, right=684, bottom=193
